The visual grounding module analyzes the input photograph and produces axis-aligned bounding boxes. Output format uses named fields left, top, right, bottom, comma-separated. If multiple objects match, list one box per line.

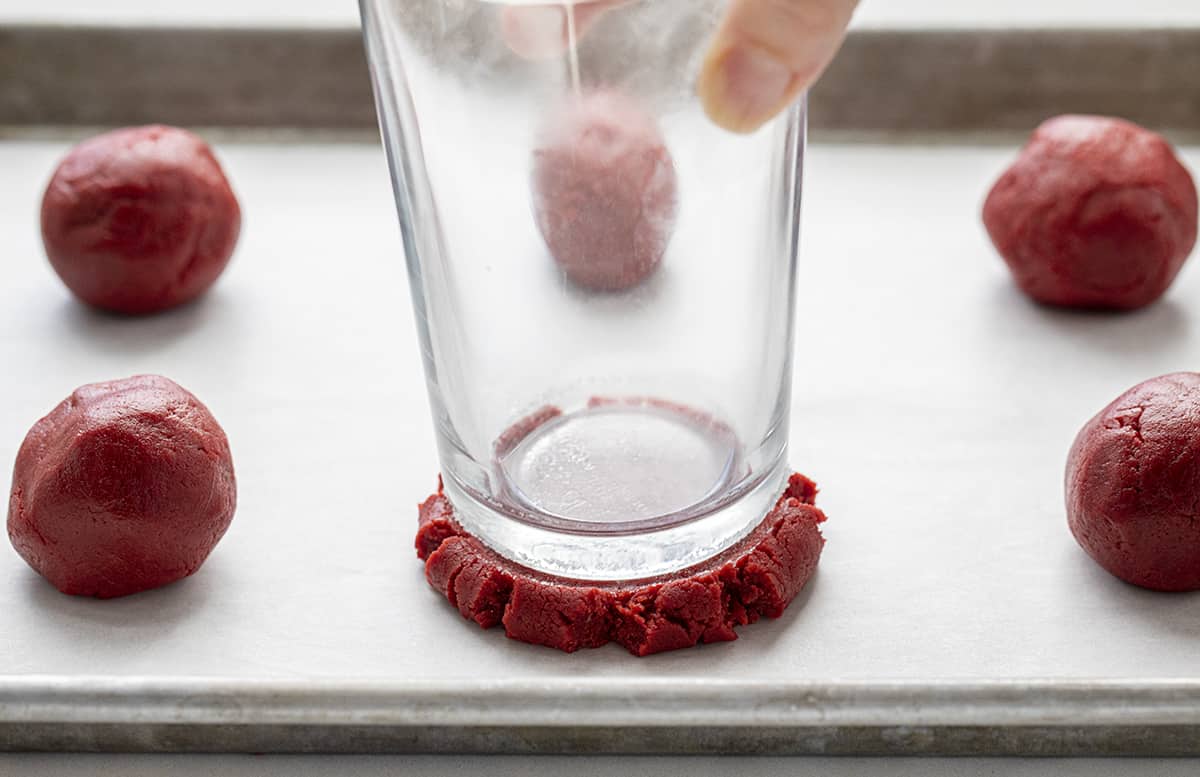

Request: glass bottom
left=444, top=398, right=788, bottom=581
left=498, top=399, right=741, bottom=530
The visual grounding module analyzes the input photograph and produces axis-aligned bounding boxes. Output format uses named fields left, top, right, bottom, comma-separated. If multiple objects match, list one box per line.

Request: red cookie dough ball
left=41, top=125, right=242, bottom=315
left=983, top=115, right=1197, bottom=310
left=1066, top=372, right=1200, bottom=591
left=7, top=375, right=237, bottom=598
left=532, top=91, right=678, bottom=291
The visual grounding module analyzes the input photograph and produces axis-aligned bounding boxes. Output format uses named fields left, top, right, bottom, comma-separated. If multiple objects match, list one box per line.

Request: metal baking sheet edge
left=4, top=677, right=1200, bottom=755
left=1, top=25, right=1198, bottom=135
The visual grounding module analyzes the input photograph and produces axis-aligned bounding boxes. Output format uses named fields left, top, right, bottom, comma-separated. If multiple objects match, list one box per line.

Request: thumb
left=698, top=0, right=858, bottom=133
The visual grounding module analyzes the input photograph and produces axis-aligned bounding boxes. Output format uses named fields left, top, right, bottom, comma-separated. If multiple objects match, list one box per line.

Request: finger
left=698, top=0, right=858, bottom=133
left=500, top=1, right=626, bottom=60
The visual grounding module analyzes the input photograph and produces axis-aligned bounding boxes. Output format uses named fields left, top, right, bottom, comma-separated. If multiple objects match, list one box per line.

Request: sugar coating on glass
left=7, top=375, right=237, bottom=599
left=531, top=90, right=678, bottom=291
left=983, top=115, right=1198, bottom=311
left=1066, top=372, right=1200, bottom=592
left=496, top=399, right=739, bottom=525
left=40, top=125, right=242, bottom=315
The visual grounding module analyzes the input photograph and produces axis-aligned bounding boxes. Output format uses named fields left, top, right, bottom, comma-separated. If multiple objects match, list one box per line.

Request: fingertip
left=499, top=1, right=623, bottom=61
left=698, top=42, right=801, bottom=134
left=698, top=0, right=856, bottom=132
left=501, top=5, right=567, bottom=60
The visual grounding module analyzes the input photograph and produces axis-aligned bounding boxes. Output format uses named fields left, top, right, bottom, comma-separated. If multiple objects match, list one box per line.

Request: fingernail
left=699, top=45, right=796, bottom=134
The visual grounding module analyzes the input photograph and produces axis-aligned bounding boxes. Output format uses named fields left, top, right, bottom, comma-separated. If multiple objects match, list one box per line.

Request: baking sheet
left=2, top=139, right=1200, bottom=754
left=5, top=755, right=1200, bottom=777
left=4, top=26, right=1199, bottom=136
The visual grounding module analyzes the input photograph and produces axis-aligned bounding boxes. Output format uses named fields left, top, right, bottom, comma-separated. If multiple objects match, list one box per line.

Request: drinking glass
left=360, top=0, right=805, bottom=580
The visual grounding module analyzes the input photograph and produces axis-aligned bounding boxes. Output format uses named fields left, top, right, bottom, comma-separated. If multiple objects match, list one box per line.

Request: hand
left=698, top=0, right=858, bottom=133
left=500, top=0, right=859, bottom=134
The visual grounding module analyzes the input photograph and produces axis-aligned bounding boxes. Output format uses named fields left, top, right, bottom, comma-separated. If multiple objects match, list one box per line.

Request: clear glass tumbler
left=361, top=0, right=805, bottom=580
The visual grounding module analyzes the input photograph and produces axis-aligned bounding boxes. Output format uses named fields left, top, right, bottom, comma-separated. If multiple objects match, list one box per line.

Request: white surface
left=3, top=756, right=1200, bottom=777
left=1, top=0, right=1198, bottom=28
left=2, top=139, right=1200, bottom=691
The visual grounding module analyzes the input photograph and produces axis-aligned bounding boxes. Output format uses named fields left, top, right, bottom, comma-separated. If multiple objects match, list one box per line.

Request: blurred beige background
left=0, top=0, right=1197, bottom=27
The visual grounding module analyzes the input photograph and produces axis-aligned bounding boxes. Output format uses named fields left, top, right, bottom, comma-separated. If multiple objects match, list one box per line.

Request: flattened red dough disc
left=415, top=473, right=826, bottom=656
